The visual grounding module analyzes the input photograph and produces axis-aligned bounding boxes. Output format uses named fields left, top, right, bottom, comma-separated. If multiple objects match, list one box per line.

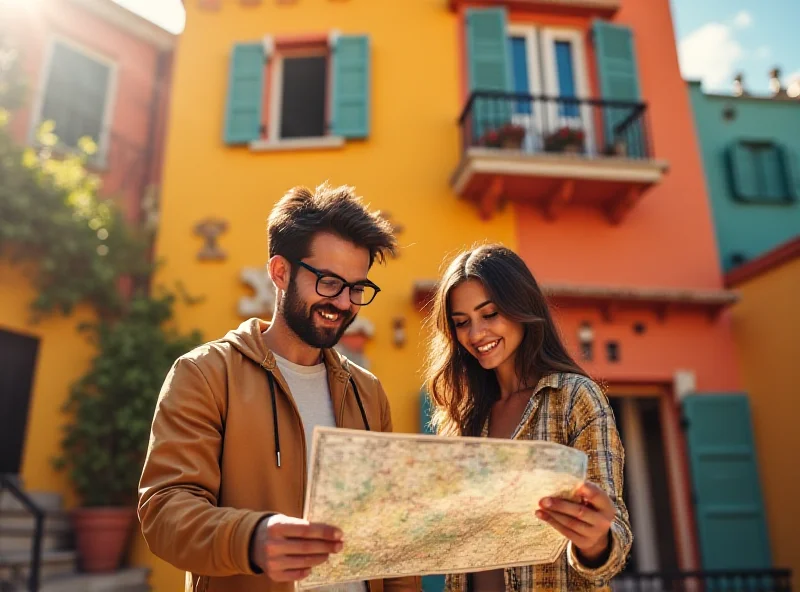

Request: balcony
left=451, top=91, right=669, bottom=222
left=448, top=0, right=621, bottom=17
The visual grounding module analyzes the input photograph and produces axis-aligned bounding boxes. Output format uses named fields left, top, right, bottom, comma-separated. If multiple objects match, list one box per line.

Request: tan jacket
left=138, top=318, right=420, bottom=592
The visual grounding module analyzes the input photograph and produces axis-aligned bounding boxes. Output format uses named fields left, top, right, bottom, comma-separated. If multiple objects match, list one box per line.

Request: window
left=34, top=39, right=115, bottom=156
left=275, top=53, right=327, bottom=139
left=223, top=34, right=370, bottom=148
left=506, top=26, right=593, bottom=153
left=726, top=140, right=794, bottom=204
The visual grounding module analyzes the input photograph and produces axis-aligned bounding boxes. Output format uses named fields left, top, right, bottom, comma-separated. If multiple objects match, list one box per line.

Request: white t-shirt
left=273, top=354, right=367, bottom=592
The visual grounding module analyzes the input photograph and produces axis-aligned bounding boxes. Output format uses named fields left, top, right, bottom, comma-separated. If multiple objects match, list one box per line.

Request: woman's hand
left=535, top=481, right=614, bottom=564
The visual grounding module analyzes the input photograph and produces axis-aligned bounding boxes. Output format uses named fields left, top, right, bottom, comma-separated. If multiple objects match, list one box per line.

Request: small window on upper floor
left=223, top=34, right=370, bottom=149
left=33, top=39, right=116, bottom=162
left=276, top=52, right=327, bottom=140
left=726, top=140, right=796, bottom=204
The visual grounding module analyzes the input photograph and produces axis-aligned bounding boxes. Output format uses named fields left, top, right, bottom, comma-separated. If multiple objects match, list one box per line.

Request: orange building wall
left=730, top=258, right=800, bottom=586
left=552, top=308, right=740, bottom=391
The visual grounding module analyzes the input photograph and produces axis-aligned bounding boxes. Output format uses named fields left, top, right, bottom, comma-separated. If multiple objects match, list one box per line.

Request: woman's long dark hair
left=424, top=244, right=587, bottom=437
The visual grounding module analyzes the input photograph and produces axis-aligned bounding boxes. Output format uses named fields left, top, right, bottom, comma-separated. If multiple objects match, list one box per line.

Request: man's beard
left=281, top=278, right=356, bottom=349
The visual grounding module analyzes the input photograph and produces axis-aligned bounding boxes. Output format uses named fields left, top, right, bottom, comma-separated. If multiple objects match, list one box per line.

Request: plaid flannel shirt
left=445, top=373, right=632, bottom=592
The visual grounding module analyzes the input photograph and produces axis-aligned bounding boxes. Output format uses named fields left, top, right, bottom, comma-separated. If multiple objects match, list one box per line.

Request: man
left=138, top=183, right=420, bottom=592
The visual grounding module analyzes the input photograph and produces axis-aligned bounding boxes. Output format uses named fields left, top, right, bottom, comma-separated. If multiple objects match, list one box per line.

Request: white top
left=272, top=353, right=367, bottom=592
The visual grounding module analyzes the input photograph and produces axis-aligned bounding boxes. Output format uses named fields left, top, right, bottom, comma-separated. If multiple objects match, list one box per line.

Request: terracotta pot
left=562, top=143, right=582, bottom=154
left=72, top=507, right=136, bottom=573
left=502, top=137, right=523, bottom=150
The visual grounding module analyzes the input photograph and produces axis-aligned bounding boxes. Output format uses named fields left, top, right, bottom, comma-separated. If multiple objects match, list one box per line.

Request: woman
left=424, top=244, right=631, bottom=591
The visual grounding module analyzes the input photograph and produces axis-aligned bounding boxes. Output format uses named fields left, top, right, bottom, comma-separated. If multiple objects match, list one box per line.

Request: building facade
left=3, top=0, right=793, bottom=589
left=144, top=0, right=790, bottom=590
left=689, top=73, right=800, bottom=590
left=687, top=72, right=800, bottom=273
left=0, top=0, right=173, bottom=588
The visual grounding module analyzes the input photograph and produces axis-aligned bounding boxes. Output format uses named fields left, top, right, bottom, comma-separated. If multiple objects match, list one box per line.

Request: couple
left=137, top=183, right=632, bottom=592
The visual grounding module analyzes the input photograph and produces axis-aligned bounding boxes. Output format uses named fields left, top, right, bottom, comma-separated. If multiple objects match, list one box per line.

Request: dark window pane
left=280, top=55, right=326, bottom=139
left=40, top=41, right=111, bottom=147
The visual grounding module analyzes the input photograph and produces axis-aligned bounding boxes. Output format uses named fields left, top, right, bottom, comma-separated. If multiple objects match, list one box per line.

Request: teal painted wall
left=687, top=81, right=800, bottom=272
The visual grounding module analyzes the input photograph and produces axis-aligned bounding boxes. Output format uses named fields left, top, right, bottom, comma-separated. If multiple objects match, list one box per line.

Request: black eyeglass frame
left=294, top=260, right=381, bottom=306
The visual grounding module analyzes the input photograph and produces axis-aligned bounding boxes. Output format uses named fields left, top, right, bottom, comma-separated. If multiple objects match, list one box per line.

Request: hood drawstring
left=267, top=372, right=281, bottom=467
left=266, top=371, right=370, bottom=469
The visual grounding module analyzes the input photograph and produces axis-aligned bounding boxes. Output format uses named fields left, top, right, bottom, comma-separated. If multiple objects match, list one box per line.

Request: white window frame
left=267, top=45, right=331, bottom=144
left=504, top=25, right=595, bottom=155
left=28, top=35, right=118, bottom=165
left=507, top=25, right=544, bottom=153
left=540, top=27, right=595, bottom=154
left=507, top=24, right=544, bottom=97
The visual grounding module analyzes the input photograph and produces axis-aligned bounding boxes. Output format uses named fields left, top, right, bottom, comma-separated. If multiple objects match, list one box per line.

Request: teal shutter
left=683, top=394, right=772, bottom=570
left=420, top=389, right=445, bottom=592
left=727, top=141, right=792, bottom=203
left=223, top=43, right=265, bottom=145
left=465, top=8, right=512, bottom=142
left=592, top=21, right=643, bottom=156
left=727, top=142, right=761, bottom=201
left=331, top=35, right=370, bottom=139
left=420, top=390, right=434, bottom=435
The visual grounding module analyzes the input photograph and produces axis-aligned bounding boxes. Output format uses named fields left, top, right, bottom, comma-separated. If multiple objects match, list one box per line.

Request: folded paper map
left=300, top=428, right=588, bottom=589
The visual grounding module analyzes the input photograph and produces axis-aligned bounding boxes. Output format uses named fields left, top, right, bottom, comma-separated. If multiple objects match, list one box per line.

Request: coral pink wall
left=6, top=0, right=172, bottom=223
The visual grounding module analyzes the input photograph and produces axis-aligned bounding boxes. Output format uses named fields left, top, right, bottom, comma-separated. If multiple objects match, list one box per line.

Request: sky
left=114, top=0, right=799, bottom=94
left=670, top=0, right=799, bottom=94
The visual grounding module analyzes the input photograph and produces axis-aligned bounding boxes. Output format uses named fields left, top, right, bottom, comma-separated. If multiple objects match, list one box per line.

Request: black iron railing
left=0, top=474, right=44, bottom=592
left=612, top=569, right=793, bottom=591
left=458, top=90, right=653, bottom=160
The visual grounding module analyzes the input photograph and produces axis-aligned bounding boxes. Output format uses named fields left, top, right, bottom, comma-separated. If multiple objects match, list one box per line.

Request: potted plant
left=605, top=138, right=628, bottom=157
left=53, top=293, right=201, bottom=573
left=480, top=123, right=526, bottom=150
left=544, top=127, right=585, bottom=154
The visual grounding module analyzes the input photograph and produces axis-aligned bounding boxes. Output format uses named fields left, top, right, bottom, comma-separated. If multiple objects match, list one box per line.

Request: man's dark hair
left=267, top=182, right=397, bottom=266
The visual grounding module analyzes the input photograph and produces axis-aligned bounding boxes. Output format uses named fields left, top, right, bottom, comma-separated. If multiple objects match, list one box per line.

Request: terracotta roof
left=725, top=236, right=800, bottom=287
left=412, top=280, right=738, bottom=320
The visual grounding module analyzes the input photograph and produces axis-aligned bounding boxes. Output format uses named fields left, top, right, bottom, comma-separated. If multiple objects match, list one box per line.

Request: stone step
left=0, top=510, right=73, bottom=554
left=0, top=492, right=64, bottom=514
left=0, top=511, right=71, bottom=533
left=0, top=549, right=77, bottom=585
left=0, top=531, right=71, bottom=554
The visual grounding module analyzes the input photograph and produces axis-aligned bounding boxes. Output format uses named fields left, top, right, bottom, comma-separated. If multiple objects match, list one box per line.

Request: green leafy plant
left=53, top=293, right=201, bottom=507
left=0, top=119, right=152, bottom=318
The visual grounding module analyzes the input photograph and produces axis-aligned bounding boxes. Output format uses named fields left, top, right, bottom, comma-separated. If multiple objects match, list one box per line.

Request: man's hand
left=250, top=514, right=343, bottom=582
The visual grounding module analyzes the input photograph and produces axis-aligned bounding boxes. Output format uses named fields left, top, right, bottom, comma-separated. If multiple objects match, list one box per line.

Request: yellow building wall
left=0, top=262, right=93, bottom=502
left=730, top=257, right=800, bottom=587
left=144, top=1, right=516, bottom=589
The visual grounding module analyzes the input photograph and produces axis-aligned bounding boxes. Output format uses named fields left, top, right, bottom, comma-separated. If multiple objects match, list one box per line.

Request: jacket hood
left=221, top=318, right=271, bottom=366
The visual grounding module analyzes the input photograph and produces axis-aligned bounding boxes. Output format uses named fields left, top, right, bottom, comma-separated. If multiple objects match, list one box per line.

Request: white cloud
left=679, top=23, right=744, bottom=89
left=756, top=46, right=772, bottom=59
left=732, top=11, right=753, bottom=29
left=788, top=71, right=800, bottom=98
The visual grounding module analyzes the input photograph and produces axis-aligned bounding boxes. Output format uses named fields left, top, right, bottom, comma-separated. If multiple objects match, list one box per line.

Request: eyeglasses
left=294, top=260, right=381, bottom=306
